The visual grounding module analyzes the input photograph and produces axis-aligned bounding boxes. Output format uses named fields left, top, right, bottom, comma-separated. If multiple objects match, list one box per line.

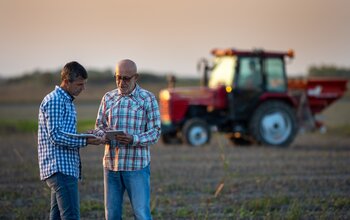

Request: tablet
left=106, top=130, right=124, bottom=140
left=62, top=131, right=98, bottom=138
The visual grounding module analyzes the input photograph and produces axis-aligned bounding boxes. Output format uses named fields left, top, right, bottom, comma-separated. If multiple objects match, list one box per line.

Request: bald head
left=115, top=59, right=139, bottom=95
left=115, top=59, right=137, bottom=75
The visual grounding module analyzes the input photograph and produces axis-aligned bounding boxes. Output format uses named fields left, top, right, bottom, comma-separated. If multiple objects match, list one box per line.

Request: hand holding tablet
left=105, top=130, right=125, bottom=140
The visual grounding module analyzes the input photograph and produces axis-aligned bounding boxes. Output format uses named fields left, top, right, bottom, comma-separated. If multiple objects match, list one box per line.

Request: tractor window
left=209, top=56, right=236, bottom=88
left=237, top=57, right=262, bottom=90
left=265, top=58, right=286, bottom=92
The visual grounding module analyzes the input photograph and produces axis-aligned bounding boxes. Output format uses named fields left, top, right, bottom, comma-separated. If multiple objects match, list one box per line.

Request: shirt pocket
left=128, top=102, right=146, bottom=131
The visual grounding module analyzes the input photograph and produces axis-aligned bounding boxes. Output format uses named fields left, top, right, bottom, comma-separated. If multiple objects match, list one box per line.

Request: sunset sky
left=1, top=0, right=350, bottom=78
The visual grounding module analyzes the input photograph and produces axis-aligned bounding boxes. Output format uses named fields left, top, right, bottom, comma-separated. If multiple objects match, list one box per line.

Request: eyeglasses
left=114, top=74, right=136, bottom=82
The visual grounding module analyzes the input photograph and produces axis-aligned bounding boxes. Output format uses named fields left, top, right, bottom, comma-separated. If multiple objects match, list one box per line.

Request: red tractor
left=159, top=48, right=348, bottom=147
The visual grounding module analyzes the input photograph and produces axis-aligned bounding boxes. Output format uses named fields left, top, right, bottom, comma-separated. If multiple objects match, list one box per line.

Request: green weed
left=0, top=119, right=96, bottom=134
left=77, top=120, right=96, bottom=132
left=0, top=120, right=37, bottom=133
left=80, top=199, right=104, bottom=212
left=175, top=207, right=193, bottom=218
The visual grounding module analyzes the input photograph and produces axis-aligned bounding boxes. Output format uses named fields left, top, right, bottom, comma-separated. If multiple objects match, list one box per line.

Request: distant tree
left=3, top=69, right=199, bottom=88
left=86, top=70, right=168, bottom=85
left=87, top=69, right=114, bottom=85
left=7, top=70, right=60, bottom=85
left=308, top=65, right=350, bottom=79
left=138, top=72, right=167, bottom=83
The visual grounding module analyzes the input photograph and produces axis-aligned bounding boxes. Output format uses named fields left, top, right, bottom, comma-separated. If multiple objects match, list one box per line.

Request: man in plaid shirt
left=95, top=59, right=161, bottom=220
left=38, top=61, right=103, bottom=219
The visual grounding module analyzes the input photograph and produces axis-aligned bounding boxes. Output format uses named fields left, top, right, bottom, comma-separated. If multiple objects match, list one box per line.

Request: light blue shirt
left=38, top=86, right=87, bottom=180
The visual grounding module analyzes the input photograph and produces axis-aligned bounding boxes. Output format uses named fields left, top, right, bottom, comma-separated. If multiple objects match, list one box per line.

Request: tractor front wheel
left=182, top=118, right=211, bottom=147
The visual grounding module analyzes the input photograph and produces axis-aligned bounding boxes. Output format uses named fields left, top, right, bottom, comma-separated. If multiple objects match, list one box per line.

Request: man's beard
left=118, top=87, right=128, bottom=95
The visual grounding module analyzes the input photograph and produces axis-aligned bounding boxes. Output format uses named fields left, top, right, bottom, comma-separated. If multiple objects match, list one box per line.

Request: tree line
left=308, top=65, right=350, bottom=79
left=2, top=64, right=349, bottom=86
left=1, top=69, right=199, bottom=87
left=2, top=69, right=168, bottom=86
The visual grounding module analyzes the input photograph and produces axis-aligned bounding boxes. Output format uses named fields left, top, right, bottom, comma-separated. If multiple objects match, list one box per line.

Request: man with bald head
left=94, top=59, right=161, bottom=220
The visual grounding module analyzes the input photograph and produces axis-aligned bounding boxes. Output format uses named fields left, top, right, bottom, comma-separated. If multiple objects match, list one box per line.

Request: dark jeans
left=45, top=172, right=80, bottom=220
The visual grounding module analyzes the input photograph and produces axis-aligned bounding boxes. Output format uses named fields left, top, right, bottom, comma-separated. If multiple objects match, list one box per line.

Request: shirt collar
left=118, top=84, right=139, bottom=98
left=55, top=86, right=75, bottom=101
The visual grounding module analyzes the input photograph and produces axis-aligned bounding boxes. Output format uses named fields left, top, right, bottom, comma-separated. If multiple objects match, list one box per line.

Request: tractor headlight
left=160, top=90, right=171, bottom=100
left=226, top=86, right=232, bottom=93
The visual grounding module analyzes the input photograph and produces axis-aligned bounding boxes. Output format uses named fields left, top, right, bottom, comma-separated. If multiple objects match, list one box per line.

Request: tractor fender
left=259, top=93, right=298, bottom=108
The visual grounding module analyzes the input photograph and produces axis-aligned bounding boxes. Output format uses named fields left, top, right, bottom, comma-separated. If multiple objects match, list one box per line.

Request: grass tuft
left=80, top=200, right=104, bottom=212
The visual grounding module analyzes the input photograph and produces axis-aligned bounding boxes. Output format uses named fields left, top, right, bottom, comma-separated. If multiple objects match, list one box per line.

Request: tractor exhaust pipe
left=197, top=58, right=210, bottom=87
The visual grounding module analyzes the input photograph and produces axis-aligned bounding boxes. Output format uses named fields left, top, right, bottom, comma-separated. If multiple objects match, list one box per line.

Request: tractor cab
left=206, top=48, right=294, bottom=121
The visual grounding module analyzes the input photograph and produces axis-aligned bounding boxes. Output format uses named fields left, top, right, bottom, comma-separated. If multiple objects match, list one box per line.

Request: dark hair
left=61, top=61, right=88, bottom=82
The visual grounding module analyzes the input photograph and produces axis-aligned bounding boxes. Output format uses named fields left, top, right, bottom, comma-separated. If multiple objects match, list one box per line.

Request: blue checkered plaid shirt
left=95, top=84, right=161, bottom=171
left=38, top=86, right=87, bottom=180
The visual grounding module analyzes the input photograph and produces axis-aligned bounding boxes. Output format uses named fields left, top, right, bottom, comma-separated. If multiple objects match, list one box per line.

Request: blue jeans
left=45, top=172, right=80, bottom=220
left=104, top=164, right=151, bottom=220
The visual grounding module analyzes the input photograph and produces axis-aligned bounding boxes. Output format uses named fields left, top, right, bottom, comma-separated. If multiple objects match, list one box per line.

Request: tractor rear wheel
left=182, top=118, right=211, bottom=147
left=249, top=101, right=297, bottom=147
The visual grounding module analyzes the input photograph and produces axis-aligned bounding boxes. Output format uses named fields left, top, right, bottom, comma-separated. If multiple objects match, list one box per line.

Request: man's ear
left=135, top=74, right=140, bottom=81
left=61, top=78, right=70, bottom=87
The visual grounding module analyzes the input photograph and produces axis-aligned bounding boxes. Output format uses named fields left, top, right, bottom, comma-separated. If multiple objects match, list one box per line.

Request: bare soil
left=0, top=132, right=350, bottom=219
